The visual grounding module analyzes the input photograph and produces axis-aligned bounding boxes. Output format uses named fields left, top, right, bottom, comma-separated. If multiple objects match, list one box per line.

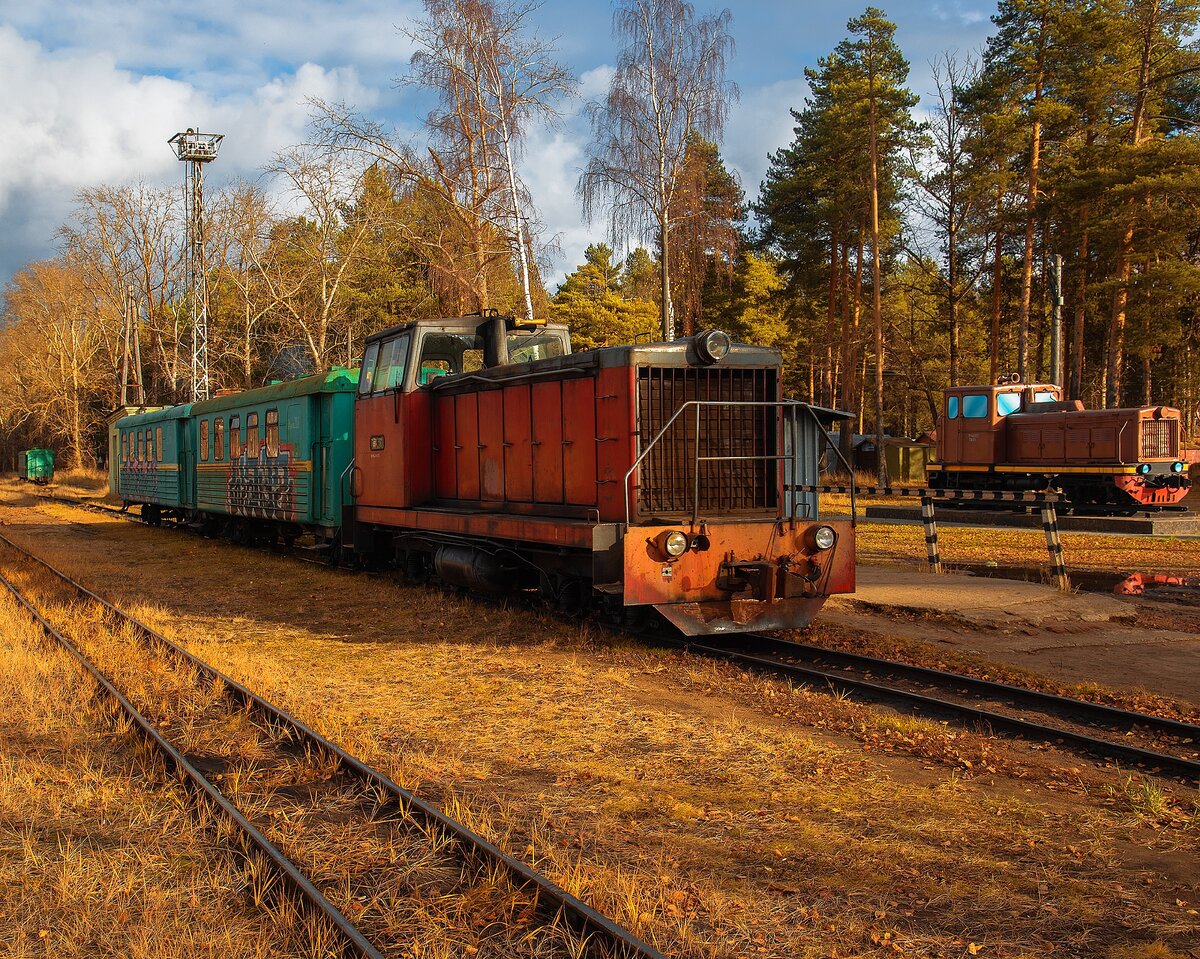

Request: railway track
left=0, top=530, right=665, bottom=959
left=663, top=631, right=1200, bottom=784
left=35, top=490, right=1200, bottom=783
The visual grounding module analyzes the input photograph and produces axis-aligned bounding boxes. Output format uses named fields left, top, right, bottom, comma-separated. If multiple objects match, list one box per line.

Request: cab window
left=230, top=416, right=241, bottom=458
left=947, top=396, right=959, bottom=419
left=375, top=335, right=411, bottom=392
left=358, top=341, right=380, bottom=395
left=508, top=331, right=566, bottom=364
left=962, top=394, right=989, bottom=418
left=417, top=331, right=484, bottom=385
left=1034, top=391, right=1057, bottom=403
left=997, top=393, right=1022, bottom=417
left=266, top=410, right=279, bottom=457
left=214, top=418, right=224, bottom=461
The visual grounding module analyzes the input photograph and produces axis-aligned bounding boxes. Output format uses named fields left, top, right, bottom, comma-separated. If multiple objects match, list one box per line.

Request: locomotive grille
left=1140, top=419, right=1179, bottom=460
left=636, top=366, right=778, bottom=517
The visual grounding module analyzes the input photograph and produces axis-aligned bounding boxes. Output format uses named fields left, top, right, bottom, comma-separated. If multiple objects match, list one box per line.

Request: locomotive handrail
left=624, top=399, right=842, bottom=527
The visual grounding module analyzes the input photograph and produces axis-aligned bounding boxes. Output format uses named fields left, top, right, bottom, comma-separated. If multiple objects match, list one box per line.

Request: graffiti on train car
left=227, top=444, right=298, bottom=520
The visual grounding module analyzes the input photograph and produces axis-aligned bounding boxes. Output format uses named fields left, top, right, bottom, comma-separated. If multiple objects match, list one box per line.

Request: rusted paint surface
left=595, top=365, right=635, bottom=521
left=562, top=376, right=598, bottom=506
left=531, top=381, right=564, bottom=503
left=654, top=596, right=828, bottom=636
left=502, top=384, right=534, bottom=502
left=622, top=519, right=855, bottom=607
left=354, top=504, right=596, bottom=548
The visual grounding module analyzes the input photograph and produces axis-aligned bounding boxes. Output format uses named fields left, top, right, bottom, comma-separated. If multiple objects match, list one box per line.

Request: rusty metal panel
left=562, top=376, right=598, bottom=506
left=434, top=395, right=457, bottom=498
left=622, top=519, right=855, bottom=607
left=531, top=381, right=563, bottom=503
left=595, top=366, right=634, bottom=521
left=355, top=503, right=595, bottom=548
left=478, top=390, right=504, bottom=501
left=503, top=384, right=533, bottom=502
left=1040, top=428, right=1065, bottom=460
left=455, top=393, right=480, bottom=500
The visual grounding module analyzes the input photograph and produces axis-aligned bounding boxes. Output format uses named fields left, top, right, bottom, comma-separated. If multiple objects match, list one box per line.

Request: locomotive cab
left=937, top=383, right=1061, bottom=466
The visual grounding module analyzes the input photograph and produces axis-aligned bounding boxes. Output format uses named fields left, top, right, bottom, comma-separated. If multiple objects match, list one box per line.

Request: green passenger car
left=18, top=449, right=55, bottom=484
left=114, top=406, right=195, bottom=519
left=188, top=369, right=358, bottom=538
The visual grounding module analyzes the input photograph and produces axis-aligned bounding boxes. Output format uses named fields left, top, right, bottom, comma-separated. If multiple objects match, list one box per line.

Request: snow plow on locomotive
left=928, top=379, right=1191, bottom=514
left=112, top=312, right=855, bottom=636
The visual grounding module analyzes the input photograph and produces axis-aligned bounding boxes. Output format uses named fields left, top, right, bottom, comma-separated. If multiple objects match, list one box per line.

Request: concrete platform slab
left=864, top=504, right=1200, bottom=535
left=827, top=564, right=1129, bottom=628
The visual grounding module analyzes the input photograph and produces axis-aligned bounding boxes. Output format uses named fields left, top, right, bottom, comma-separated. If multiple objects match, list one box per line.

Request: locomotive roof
left=423, top=338, right=783, bottom=394
left=364, top=314, right=570, bottom=344
left=190, top=368, right=359, bottom=415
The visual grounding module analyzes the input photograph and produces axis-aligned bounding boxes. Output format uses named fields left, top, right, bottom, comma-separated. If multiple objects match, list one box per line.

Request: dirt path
left=825, top=566, right=1200, bottom=706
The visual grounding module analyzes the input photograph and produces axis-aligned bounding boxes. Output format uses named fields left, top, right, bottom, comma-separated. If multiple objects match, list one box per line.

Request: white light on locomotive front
left=665, top=531, right=690, bottom=557
left=813, top=526, right=836, bottom=550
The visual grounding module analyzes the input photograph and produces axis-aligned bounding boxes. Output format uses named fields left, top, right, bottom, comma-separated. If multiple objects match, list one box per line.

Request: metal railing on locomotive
left=623, top=399, right=857, bottom=527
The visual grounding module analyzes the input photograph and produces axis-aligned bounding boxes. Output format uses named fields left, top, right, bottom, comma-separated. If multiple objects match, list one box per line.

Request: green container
left=18, top=449, right=54, bottom=484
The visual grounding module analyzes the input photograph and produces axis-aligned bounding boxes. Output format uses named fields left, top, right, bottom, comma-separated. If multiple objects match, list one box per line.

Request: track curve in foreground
left=0, top=530, right=666, bottom=959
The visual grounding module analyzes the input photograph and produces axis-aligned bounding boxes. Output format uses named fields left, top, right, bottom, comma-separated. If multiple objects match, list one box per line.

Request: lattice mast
left=119, top=285, right=145, bottom=407
left=168, top=128, right=223, bottom=402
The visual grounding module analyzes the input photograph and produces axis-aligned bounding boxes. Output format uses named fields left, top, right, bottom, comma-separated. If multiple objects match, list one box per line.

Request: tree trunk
left=659, top=218, right=673, bottom=340
left=868, top=49, right=887, bottom=485
left=1070, top=228, right=1088, bottom=400
left=990, top=183, right=1004, bottom=384
left=1017, top=12, right=1047, bottom=381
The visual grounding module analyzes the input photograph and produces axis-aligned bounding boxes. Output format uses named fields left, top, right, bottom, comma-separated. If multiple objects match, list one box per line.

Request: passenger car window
left=947, top=396, right=959, bottom=419
left=230, top=416, right=242, bottom=458
left=138, top=431, right=145, bottom=462
left=200, top=420, right=210, bottom=461
left=147, top=430, right=154, bottom=462
left=214, top=418, right=224, bottom=461
left=962, top=394, right=989, bottom=418
left=266, top=410, right=279, bottom=457
left=997, top=393, right=1021, bottom=417
left=156, top=427, right=164, bottom=462
left=121, top=433, right=128, bottom=463
left=358, top=341, right=380, bottom=395
left=247, top=413, right=259, bottom=454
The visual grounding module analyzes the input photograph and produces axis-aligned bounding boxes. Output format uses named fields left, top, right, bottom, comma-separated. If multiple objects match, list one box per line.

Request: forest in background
left=1, top=0, right=1198, bottom=469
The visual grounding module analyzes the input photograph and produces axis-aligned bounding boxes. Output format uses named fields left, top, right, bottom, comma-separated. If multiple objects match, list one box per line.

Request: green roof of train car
left=190, top=368, right=359, bottom=415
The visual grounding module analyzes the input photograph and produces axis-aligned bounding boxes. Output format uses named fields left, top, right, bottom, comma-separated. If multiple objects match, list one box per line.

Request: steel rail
left=0, top=531, right=666, bottom=959
left=656, top=634, right=1200, bottom=784
left=0, top=568, right=385, bottom=959
left=739, top=633, right=1200, bottom=741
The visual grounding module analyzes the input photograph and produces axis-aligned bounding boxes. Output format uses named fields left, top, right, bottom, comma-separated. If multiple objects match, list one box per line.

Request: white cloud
left=0, top=25, right=372, bottom=284
left=722, top=77, right=810, bottom=197
left=578, top=64, right=614, bottom=100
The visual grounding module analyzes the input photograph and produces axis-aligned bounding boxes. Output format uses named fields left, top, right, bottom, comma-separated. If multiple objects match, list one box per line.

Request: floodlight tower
left=168, top=128, right=223, bottom=402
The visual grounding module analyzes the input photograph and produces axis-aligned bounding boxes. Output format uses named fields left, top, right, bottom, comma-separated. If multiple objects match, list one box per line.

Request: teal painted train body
left=114, top=407, right=194, bottom=511
left=188, top=370, right=358, bottom=533
left=113, top=370, right=357, bottom=537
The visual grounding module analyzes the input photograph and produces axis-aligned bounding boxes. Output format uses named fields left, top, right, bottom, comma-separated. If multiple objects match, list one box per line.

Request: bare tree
left=578, top=0, right=737, bottom=340
left=312, top=0, right=572, bottom=319
left=0, top=257, right=107, bottom=467
left=258, top=145, right=377, bottom=370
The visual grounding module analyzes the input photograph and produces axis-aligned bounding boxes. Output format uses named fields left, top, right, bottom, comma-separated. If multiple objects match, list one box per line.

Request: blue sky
left=0, top=0, right=995, bottom=293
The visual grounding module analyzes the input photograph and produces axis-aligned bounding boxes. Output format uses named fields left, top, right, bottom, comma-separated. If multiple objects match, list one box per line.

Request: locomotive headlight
left=694, top=329, right=732, bottom=365
left=812, top=525, right=837, bottom=550
left=1138, top=463, right=1152, bottom=475
left=663, top=530, right=690, bottom=557
left=1173, top=461, right=1185, bottom=473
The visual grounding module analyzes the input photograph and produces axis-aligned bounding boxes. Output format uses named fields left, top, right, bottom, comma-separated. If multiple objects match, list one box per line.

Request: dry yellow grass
left=0, top=577, right=342, bottom=957
left=1, top=479, right=1198, bottom=957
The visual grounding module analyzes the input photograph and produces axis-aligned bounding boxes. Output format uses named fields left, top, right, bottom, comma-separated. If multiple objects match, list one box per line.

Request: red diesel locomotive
left=929, top=380, right=1191, bottom=513
left=345, top=312, right=855, bottom=634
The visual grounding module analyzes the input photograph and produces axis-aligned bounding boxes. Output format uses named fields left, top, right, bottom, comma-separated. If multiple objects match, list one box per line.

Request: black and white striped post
left=1040, top=503, right=1070, bottom=591
left=920, top=496, right=942, bottom=574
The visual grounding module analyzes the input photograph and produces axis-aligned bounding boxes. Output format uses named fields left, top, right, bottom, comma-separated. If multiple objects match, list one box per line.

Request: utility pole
left=168, top=128, right=223, bottom=402
left=1050, top=254, right=1063, bottom=388
left=119, top=285, right=145, bottom=407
